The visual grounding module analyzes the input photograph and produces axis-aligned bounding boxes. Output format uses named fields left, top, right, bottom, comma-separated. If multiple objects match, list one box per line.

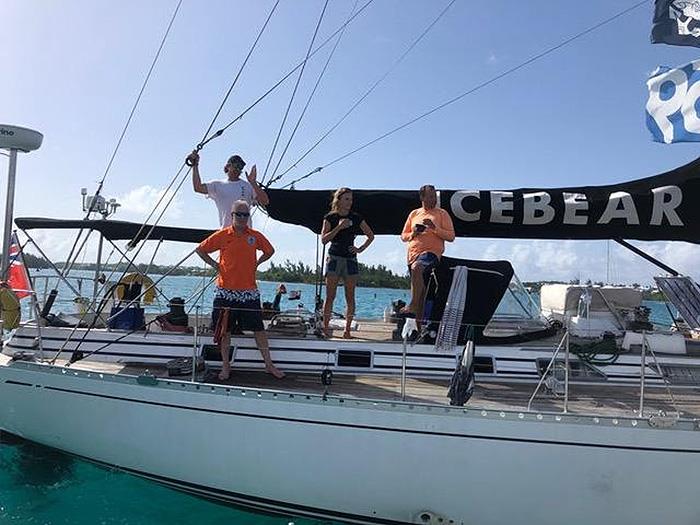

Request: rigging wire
left=261, top=0, right=330, bottom=183
left=127, top=0, right=373, bottom=248
left=263, top=0, right=358, bottom=186
left=94, top=0, right=184, bottom=196
left=267, top=0, right=457, bottom=187
left=278, top=0, right=651, bottom=189
left=195, top=0, right=375, bottom=151
left=58, top=0, right=183, bottom=285
left=199, top=0, right=281, bottom=145
left=113, top=0, right=374, bottom=273
left=137, top=0, right=282, bottom=238
left=57, top=0, right=287, bottom=332
left=67, top=0, right=281, bottom=285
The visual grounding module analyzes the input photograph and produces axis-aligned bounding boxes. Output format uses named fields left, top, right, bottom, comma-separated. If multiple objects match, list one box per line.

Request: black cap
left=227, top=155, right=246, bottom=169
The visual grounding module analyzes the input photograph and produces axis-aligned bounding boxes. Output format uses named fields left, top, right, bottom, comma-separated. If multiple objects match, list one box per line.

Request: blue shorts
left=408, top=252, right=439, bottom=278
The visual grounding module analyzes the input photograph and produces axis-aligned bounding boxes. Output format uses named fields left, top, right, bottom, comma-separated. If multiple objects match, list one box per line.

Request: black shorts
left=211, top=296, right=264, bottom=333
left=325, top=254, right=359, bottom=279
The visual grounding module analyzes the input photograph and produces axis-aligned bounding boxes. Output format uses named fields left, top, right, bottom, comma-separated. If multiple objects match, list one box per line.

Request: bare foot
left=342, top=331, right=352, bottom=339
left=218, top=369, right=230, bottom=381
left=323, top=328, right=333, bottom=339
left=265, top=364, right=285, bottom=379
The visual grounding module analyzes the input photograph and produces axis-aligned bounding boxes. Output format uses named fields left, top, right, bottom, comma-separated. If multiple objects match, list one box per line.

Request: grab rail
left=527, top=329, right=570, bottom=412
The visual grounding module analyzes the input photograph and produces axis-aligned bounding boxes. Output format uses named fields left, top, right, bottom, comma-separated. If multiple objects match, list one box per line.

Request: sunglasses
left=233, top=211, right=250, bottom=218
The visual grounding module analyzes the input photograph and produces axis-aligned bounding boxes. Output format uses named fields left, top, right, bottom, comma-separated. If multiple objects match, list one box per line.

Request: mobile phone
left=415, top=223, right=426, bottom=232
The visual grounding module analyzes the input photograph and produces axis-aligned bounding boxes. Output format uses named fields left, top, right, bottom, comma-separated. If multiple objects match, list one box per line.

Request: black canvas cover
left=266, top=156, right=700, bottom=242
left=15, top=217, right=216, bottom=244
left=424, top=256, right=514, bottom=345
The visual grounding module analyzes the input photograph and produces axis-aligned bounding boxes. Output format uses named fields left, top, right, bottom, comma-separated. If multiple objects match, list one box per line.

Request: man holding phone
left=400, top=184, right=455, bottom=322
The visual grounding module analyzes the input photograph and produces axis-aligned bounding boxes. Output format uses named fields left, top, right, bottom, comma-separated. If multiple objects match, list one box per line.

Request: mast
left=1, top=149, right=18, bottom=279
left=0, top=124, right=42, bottom=280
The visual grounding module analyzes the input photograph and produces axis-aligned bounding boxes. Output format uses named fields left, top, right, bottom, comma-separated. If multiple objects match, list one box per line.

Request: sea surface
left=24, top=269, right=411, bottom=320
left=2, top=271, right=676, bottom=524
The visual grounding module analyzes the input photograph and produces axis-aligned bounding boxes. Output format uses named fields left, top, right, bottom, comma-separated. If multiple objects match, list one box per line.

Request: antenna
left=81, top=190, right=120, bottom=219
left=1, top=124, right=43, bottom=280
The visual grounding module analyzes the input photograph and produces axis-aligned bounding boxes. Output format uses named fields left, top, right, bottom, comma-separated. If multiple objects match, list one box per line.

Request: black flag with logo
left=652, top=0, right=700, bottom=47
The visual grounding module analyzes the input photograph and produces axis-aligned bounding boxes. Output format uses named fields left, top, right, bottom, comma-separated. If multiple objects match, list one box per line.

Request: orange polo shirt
left=197, top=226, right=273, bottom=290
left=401, top=207, right=455, bottom=264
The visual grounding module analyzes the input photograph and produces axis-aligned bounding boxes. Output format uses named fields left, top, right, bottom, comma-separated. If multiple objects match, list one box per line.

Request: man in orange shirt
left=400, top=185, right=455, bottom=323
left=196, top=200, right=284, bottom=380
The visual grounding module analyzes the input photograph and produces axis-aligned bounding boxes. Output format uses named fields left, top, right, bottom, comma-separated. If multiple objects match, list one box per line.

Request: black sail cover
left=266, top=157, right=700, bottom=242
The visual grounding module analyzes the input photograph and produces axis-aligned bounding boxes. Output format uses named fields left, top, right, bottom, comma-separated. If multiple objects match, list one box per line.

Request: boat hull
left=1, top=357, right=699, bottom=524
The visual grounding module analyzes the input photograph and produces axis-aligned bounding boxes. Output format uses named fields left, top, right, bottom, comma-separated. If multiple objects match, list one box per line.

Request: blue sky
left=3, top=0, right=700, bottom=284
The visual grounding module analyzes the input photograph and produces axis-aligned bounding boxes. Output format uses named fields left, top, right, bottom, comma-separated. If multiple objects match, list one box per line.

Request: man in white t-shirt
left=187, top=151, right=269, bottom=227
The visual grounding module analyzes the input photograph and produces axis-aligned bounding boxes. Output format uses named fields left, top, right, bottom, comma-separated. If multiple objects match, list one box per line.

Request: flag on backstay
left=6, top=233, right=31, bottom=299
left=652, top=0, right=700, bottom=47
left=646, top=59, right=700, bottom=143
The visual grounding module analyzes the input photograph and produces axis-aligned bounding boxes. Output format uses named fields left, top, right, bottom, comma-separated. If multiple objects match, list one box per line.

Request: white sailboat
left=4, top=2, right=700, bottom=523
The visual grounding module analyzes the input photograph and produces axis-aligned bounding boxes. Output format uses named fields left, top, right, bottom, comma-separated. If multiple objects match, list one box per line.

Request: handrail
left=527, top=329, right=569, bottom=412
left=639, top=330, right=680, bottom=418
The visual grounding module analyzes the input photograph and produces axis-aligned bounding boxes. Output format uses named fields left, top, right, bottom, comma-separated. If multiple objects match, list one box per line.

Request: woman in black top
left=320, top=187, right=374, bottom=338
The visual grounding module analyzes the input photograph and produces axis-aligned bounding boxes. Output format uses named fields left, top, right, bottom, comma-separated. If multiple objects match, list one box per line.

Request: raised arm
left=246, top=165, right=269, bottom=206
left=187, top=151, right=208, bottom=195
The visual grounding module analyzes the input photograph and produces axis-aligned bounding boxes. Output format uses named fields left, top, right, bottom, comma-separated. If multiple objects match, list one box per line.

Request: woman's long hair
left=330, top=187, right=352, bottom=213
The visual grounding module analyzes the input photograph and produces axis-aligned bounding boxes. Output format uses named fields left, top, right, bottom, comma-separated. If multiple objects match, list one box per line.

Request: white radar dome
left=0, top=124, right=43, bottom=152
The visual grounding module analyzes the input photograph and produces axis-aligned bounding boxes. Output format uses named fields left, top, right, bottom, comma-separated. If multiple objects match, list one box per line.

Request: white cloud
left=117, top=185, right=183, bottom=223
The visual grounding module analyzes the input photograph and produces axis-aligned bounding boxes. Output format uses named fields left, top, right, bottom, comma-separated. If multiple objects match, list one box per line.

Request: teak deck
left=62, top=359, right=700, bottom=419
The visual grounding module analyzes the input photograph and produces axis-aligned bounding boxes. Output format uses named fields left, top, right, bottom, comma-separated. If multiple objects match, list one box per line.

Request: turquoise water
left=26, top=269, right=410, bottom=321
left=0, top=434, right=320, bottom=524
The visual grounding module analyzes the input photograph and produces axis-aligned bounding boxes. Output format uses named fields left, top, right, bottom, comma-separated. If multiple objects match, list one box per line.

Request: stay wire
left=196, top=0, right=375, bottom=151
left=51, top=2, right=373, bottom=350
left=268, top=0, right=457, bottom=187
left=68, top=0, right=282, bottom=325
left=58, top=0, right=183, bottom=285
left=198, top=0, right=281, bottom=145
left=265, top=0, right=359, bottom=186
left=261, top=0, right=330, bottom=183
left=96, top=0, right=184, bottom=193
left=280, top=0, right=650, bottom=188
left=110, top=0, right=280, bottom=252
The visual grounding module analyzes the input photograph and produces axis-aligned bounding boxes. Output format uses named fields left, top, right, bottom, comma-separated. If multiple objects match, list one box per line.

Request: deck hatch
left=337, top=349, right=372, bottom=368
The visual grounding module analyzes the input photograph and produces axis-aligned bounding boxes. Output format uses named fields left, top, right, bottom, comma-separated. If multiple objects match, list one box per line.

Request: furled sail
left=266, top=156, right=700, bottom=242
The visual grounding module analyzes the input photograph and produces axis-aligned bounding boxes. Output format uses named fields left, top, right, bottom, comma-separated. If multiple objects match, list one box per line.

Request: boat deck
left=61, top=359, right=700, bottom=419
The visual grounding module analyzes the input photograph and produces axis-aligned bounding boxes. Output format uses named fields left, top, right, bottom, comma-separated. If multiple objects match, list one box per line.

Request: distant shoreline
left=24, top=253, right=665, bottom=296
left=27, top=259, right=411, bottom=290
